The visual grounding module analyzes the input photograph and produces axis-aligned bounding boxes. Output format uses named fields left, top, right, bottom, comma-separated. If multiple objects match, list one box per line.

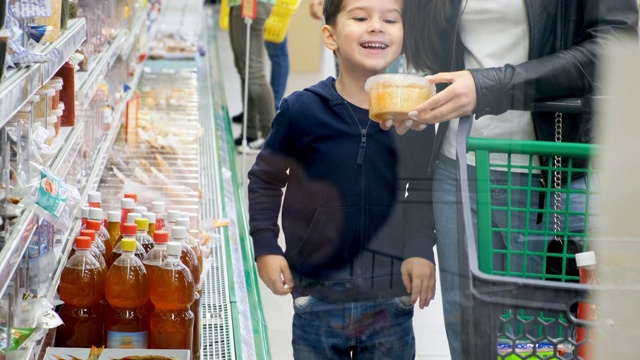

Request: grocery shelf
left=0, top=18, right=86, bottom=128
left=76, top=7, right=149, bottom=109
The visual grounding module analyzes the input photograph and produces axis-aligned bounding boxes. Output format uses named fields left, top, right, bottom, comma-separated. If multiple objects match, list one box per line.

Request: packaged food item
left=151, top=201, right=166, bottom=231
left=364, top=74, right=435, bottom=124
left=55, top=236, right=106, bottom=348
left=107, top=210, right=122, bottom=251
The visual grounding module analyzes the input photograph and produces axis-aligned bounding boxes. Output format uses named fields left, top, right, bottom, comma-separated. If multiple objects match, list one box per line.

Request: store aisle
left=213, top=9, right=451, bottom=359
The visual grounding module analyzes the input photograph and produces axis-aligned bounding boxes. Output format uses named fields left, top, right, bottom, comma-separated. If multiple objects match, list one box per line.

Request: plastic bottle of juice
left=126, top=212, right=142, bottom=228
left=110, top=223, right=146, bottom=267
left=81, top=205, right=90, bottom=227
left=87, top=191, right=101, bottom=208
left=104, top=238, right=149, bottom=349
left=142, top=212, right=156, bottom=237
left=124, top=193, right=138, bottom=204
left=172, top=225, right=202, bottom=359
left=107, top=210, right=121, bottom=249
left=175, top=218, right=203, bottom=271
left=55, top=236, right=105, bottom=348
left=143, top=231, right=169, bottom=280
left=166, top=210, right=181, bottom=237
left=134, top=206, right=148, bottom=216
left=174, top=219, right=203, bottom=360
left=142, top=230, right=169, bottom=316
left=135, top=218, right=155, bottom=254
left=80, top=229, right=108, bottom=271
left=120, top=198, right=135, bottom=232
left=151, top=201, right=166, bottom=231
left=87, top=212, right=113, bottom=261
left=149, top=241, right=195, bottom=350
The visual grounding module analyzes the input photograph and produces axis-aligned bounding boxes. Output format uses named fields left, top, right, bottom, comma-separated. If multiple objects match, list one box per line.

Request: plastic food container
left=48, top=77, right=64, bottom=109
left=35, top=88, right=56, bottom=118
left=364, top=74, right=435, bottom=123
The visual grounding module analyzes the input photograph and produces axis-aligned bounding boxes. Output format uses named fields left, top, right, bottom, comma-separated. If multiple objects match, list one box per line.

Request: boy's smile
left=323, top=0, right=404, bottom=78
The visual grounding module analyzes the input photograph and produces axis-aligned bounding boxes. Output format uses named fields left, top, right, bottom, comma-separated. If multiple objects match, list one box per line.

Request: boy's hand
left=401, top=257, right=436, bottom=309
left=256, top=254, right=295, bottom=295
left=309, top=0, right=323, bottom=20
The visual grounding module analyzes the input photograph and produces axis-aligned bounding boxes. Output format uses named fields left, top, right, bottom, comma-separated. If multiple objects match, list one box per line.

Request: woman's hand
left=410, top=71, right=477, bottom=124
left=379, top=71, right=477, bottom=135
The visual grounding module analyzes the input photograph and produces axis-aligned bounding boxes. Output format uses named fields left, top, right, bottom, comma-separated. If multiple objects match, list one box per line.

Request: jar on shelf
left=48, top=76, right=64, bottom=109
left=34, top=88, right=55, bottom=118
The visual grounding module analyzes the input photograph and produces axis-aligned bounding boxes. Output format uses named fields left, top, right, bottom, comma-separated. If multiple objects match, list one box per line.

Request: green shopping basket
left=455, top=99, right=599, bottom=359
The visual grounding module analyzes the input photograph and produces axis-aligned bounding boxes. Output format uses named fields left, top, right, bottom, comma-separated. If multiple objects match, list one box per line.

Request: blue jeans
left=432, top=154, right=596, bottom=359
left=264, top=37, right=289, bottom=111
left=292, top=295, right=415, bottom=359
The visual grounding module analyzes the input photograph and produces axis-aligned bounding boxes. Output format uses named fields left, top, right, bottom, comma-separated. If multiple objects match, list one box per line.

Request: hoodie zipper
left=344, top=101, right=369, bottom=281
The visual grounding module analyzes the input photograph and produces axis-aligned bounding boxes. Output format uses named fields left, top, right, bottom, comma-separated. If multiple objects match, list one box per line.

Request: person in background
left=389, top=0, right=639, bottom=358
left=229, top=0, right=276, bottom=154
left=247, top=0, right=437, bottom=358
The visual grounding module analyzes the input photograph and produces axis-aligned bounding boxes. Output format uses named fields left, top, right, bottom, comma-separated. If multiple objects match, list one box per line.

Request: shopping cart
left=455, top=98, right=598, bottom=359
left=218, top=0, right=301, bottom=43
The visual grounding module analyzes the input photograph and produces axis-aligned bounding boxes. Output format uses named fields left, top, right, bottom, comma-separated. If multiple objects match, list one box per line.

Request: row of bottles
left=55, top=192, right=202, bottom=358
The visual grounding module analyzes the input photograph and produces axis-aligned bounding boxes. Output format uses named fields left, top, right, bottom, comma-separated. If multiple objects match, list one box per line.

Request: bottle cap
left=81, top=205, right=90, bottom=218
left=166, top=241, right=182, bottom=256
left=80, top=229, right=96, bottom=242
left=175, top=218, right=190, bottom=229
left=135, top=218, right=149, bottom=230
left=179, top=212, right=190, bottom=219
left=88, top=208, right=103, bottom=221
left=167, top=210, right=181, bottom=222
left=124, top=193, right=138, bottom=203
left=154, top=231, right=169, bottom=244
left=75, top=236, right=92, bottom=250
left=143, top=212, right=156, bottom=223
left=172, top=226, right=187, bottom=239
left=86, top=220, right=101, bottom=231
left=151, top=201, right=165, bottom=213
left=87, top=191, right=101, bottom=203
left=122, top=223, right=138, bottom=235
left=121, top=198, right=135, bottom=209
left=121, top=238, right=137, bottom=252
left=127, top=213, right=142, bottom=225
left=575, top=251, right=596, bottom=267
left=107, top=210, right=121, bottom=222
left=134, top=206, right=148, bottom=214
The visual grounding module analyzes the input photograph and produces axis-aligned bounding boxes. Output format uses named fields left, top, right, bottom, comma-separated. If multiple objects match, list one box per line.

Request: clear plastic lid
left=364, top=73, right=435, bottom=92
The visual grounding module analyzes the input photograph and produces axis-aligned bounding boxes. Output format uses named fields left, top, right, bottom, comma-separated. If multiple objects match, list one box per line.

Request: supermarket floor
left=212, top=14, right=452, bottom=360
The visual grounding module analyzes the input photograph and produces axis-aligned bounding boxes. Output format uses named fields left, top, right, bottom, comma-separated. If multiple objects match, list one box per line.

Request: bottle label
left=106, top=330, right=148, bottom=349
left=36, top=169, right=69, bottom=218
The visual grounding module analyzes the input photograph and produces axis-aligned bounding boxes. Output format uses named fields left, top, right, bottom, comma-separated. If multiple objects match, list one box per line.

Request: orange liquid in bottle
left=104, top=239, right=149, bottom=349
left=55, top=237, right=105, bottom=348
left=150, top=242, right=195, bottom=351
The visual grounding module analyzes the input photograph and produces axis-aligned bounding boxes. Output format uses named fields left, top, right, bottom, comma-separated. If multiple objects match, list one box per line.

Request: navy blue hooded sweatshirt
left=248, top=77, right=437, bottom=302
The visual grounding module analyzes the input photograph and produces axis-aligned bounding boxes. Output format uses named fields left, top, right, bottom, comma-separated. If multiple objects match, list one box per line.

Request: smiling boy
left=247, top=0, right=437, bottom=358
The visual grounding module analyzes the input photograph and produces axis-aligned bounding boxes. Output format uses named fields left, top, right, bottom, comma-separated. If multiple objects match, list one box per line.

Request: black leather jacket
left=433, top=0, right=639, bottom=172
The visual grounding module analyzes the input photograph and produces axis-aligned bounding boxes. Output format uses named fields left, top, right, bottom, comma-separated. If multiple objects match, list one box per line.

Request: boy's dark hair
left=323, top=0, right=343, bottom=27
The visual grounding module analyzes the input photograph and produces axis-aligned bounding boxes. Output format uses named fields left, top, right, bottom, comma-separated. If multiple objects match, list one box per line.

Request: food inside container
left=364, top=74, right=435, bottom=123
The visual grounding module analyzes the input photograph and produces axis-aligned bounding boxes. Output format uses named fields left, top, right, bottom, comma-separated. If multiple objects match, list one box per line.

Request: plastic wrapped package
left=34, top=0, right=62, bottom=43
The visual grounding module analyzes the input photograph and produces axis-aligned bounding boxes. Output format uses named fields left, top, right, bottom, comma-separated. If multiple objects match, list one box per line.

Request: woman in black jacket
left=393, top=0, right=639, bottom=358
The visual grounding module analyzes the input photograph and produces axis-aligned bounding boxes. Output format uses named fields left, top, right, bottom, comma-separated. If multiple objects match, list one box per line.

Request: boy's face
left=323, top=0, right=403, bottom=76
